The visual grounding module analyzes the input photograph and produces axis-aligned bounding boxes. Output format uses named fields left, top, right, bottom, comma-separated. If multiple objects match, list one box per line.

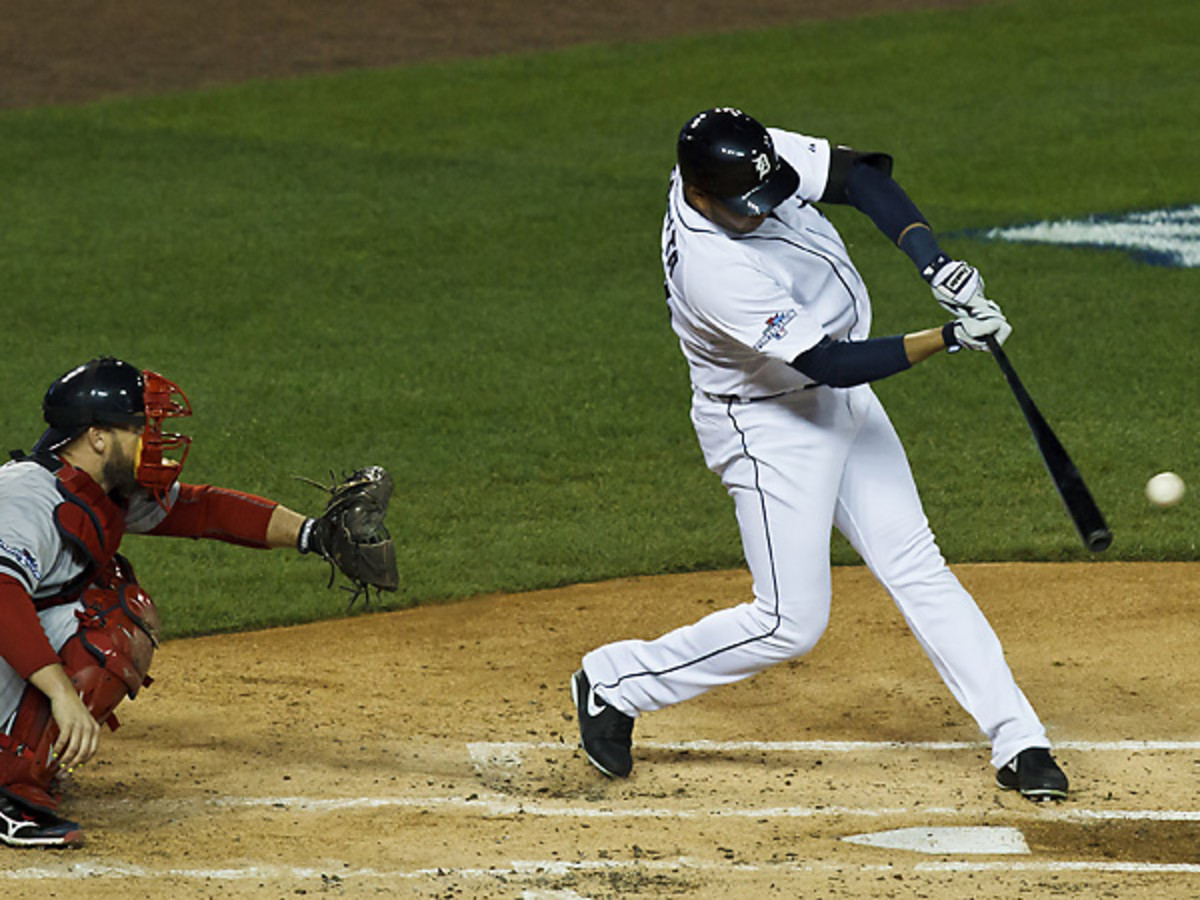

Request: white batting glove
left=928, top=257, right=989, bottom=317
left=946, top=301, right=1012, bottom=352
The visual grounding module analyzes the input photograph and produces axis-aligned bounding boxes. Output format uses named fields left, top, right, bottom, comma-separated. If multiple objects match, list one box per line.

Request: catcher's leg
left=0, top=558, right=159, bottom=814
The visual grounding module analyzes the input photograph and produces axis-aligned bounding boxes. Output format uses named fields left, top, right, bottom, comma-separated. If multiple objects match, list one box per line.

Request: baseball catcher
left=0, top=357, right=398, bottom=847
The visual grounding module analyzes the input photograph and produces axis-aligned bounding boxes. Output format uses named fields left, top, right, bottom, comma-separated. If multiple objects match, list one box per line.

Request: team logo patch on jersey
left=0, top=536, right=41, bottom=581
left=978, top=205, right=1200, bottom=267
left=754, top=310, right=798, bottom=350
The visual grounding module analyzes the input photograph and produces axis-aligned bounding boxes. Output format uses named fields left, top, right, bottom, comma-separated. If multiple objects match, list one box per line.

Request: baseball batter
left=571, top=108, right=1067, bottom=800
left=0, top=357, right=397, bottom=847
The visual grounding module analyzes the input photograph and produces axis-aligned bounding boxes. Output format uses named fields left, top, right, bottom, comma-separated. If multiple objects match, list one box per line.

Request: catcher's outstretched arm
left=148, top=483, right=284, bottom=549
left=265, top=505, right=306, bottom=548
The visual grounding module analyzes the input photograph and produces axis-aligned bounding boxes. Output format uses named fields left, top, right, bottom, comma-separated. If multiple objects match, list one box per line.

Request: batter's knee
left=748, top=602, right=828, bottom=661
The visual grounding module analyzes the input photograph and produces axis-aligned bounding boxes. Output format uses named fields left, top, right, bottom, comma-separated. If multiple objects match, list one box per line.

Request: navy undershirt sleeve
left=789, top=335, right=911, bottom=387
left=843, top=161, right=946, bottom=278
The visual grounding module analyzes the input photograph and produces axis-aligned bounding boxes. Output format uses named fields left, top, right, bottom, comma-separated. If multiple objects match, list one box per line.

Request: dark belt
left=701, top=384, right=819, bottom=405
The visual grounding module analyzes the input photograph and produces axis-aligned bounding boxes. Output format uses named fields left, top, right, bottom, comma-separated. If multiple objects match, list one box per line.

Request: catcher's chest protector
left=0, top=557, right=158, bottom=814
left=17, top=453, right=128, bottom=610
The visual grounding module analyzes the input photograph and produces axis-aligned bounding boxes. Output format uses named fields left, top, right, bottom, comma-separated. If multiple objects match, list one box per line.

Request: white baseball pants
left=583, top=384, right=1049, bottom=768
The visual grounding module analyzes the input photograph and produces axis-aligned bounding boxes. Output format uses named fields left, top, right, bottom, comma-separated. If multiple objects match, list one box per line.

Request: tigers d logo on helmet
left=676, top=107, right=800, bottom=217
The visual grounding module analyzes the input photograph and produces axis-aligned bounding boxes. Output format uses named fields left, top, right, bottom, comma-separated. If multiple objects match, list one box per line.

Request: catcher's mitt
left=298, top=465, right=399, bottom=608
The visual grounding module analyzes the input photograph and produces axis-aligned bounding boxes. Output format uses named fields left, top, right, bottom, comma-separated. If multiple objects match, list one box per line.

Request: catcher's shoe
left=0, top=792, right=83, bottom=848
left=571, top=669, right=634, bottom=778
left=996, top=747, right=1068, bottom=801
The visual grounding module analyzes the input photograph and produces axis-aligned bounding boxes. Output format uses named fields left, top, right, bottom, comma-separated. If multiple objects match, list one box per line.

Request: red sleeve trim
left=0, top=575, right=59, bottom=679
left=149, top=483, right=278, bottom=549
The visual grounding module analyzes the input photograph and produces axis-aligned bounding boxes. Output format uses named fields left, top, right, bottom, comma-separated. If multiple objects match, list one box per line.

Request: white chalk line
left=916, top=861, right=1200, bottom=874
left=4, top=856, right=1200, bottom=882
left=209, top=736, right=1200, bottom=822
left=469, top=739, right=1200, bottom=760
left=212, top=792, right=1200, bottom=823
left=13, top=739, right=1197, bottom=887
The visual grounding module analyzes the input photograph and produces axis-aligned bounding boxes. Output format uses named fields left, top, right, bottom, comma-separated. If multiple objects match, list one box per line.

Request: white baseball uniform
left=582, top=128, right=1050, bottom=768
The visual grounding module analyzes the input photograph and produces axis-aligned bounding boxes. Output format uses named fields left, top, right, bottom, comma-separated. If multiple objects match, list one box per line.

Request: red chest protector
left=20, top=453, right=128, bottom=609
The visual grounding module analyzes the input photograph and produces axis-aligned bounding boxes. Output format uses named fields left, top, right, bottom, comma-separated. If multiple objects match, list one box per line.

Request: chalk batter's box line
left=213, top=793, right=1200, bottom=823
left=470, top=739, right=1200, bottom=757
left=467, top=738, right=1200, bottom=772
left=5, top=856, right=1200, bottom=884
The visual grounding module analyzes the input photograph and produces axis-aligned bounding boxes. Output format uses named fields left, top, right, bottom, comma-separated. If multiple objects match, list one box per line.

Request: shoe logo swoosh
left=586, top=691, right=607, bottom=718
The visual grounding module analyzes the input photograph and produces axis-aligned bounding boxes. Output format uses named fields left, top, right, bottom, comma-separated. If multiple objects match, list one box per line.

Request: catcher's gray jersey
left=0, top=458, right=175, bottom=600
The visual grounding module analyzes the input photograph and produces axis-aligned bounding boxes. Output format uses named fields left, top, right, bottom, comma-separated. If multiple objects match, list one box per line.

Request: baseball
left=1145, top=471, right=1185, bottom=508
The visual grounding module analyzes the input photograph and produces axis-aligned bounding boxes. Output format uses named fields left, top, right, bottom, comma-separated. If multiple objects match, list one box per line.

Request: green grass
left=1, top=0, right=1196, bottom=637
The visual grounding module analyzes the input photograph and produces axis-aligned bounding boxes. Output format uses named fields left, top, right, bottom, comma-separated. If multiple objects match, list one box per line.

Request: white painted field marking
left=844, top=826, right=1030, bottom=855
left=981, top=204, right=1200, bottom=267
left=4, top=856, right=1200, bottom=883
left=918, top=861, right=1200, bottom=874
left=470, top=738, right=1200, bottom=776
left=0, top=858, right=886, bottom=883
left=469, top=738, right=1200, bottom=765
left=213, top=793, right=1200, bottom=823
left=215, top=793, right=935, bottom=818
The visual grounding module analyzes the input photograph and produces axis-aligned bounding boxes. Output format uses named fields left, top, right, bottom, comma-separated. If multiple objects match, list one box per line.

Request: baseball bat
left=984, top=334, right=1112, bottom=552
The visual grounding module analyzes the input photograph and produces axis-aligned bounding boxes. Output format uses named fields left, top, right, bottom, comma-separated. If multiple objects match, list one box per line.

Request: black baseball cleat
left=0, top=792, right=84, bottom=848
left=996, top=747, right=1068, bottom=801
left=571, top=669, right=634, bottom=778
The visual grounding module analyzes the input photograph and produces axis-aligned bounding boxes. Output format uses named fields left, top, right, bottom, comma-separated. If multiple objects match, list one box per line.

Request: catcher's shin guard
left=0, top=557, right=159, bottom=812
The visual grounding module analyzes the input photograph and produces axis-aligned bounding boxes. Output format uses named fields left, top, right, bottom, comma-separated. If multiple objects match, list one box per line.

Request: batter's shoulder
left=766, top=129, right=832, bottom=203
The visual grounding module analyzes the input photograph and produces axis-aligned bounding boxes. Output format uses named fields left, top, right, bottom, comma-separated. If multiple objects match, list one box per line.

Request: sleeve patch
left=753, top=310, right=799, bottom=351
left=0, top=536, right=41, bottom=581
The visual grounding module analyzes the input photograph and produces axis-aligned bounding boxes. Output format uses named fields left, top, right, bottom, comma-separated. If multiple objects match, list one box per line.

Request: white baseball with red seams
left=580, top=126, right=1051, bottom=770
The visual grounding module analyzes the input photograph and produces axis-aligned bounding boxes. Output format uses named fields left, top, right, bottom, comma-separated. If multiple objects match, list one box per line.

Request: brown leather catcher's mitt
left=300, top=465, right=399, bottom=607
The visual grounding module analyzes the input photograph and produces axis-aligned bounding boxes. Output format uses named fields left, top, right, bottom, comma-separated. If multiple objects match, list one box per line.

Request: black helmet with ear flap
left=676, top=107, right=799, bottom=216
left=34, top=357, right=146, bottom=453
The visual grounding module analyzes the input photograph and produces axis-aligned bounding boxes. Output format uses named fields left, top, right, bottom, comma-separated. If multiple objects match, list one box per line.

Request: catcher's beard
left=102, top=436, right=141, bottom=500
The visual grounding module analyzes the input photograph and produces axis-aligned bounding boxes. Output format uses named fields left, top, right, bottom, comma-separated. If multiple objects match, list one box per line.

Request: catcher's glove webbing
left=297, top=466, right=399, bottom=608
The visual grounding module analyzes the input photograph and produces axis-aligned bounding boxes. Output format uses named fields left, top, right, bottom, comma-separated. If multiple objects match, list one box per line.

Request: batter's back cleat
left=571, top=669, right=634, bottom=778
left=0, top=792, right=83, bottom=848
left=996, top=747, right=1068, bottom=801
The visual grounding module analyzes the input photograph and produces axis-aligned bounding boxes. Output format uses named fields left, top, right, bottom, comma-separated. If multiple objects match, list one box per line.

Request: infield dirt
left=3, top=2, right=1199, bottom=897
left=10, top=562, right=1200, bottom=897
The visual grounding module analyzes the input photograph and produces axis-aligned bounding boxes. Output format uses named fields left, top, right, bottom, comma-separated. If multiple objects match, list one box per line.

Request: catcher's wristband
left=297, top=517, right=321, bottom=554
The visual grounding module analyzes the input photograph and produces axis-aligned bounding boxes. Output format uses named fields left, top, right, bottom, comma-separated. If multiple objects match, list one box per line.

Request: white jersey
left=661, top=129, right=871, bottom=399
left=0, top=457, right=175, bottom=601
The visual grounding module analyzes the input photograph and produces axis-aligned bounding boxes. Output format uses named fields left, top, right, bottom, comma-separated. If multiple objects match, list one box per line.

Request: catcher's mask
left=35, top=357, right=192, bottom=504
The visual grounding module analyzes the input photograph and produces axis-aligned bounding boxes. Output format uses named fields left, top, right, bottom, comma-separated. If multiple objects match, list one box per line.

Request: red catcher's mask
left=135, top=369, right=192, bottom=506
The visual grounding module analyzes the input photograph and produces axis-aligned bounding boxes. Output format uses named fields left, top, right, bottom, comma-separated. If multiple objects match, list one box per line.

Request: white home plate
left=844, top=826, right=1030, bottom=855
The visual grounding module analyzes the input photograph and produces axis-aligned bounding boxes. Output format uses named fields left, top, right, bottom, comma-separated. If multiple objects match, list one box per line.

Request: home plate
left=844, top=826, right=1030, bottom=855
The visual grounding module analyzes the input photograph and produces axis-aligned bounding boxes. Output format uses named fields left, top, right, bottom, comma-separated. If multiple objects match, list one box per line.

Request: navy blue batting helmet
left=676, top=108, right=799, bottom=216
